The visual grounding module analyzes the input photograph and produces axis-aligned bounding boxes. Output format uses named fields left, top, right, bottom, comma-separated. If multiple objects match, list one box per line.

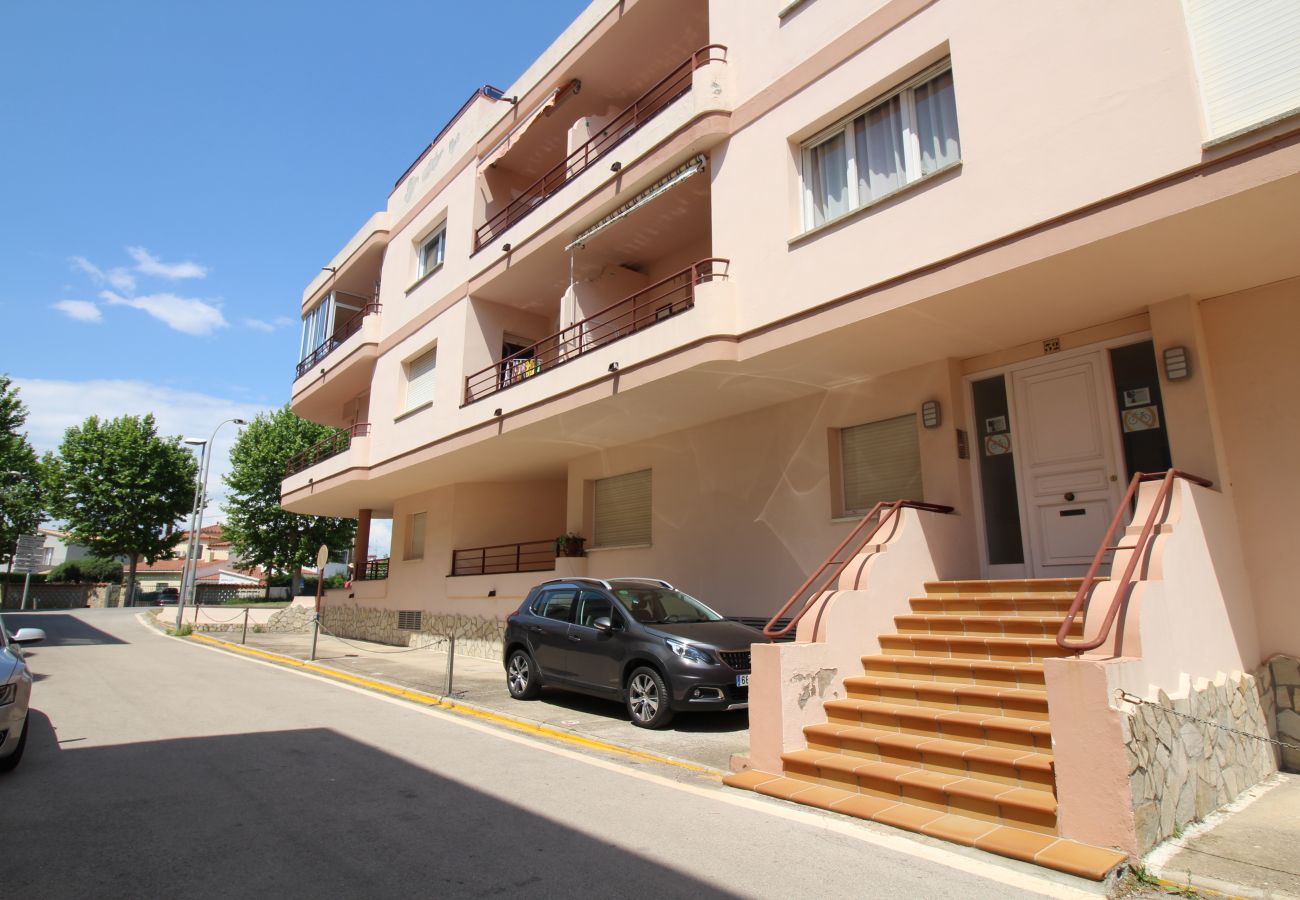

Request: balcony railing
left=360, top=557, right=389, bottom=581
left=295, top=298, right=382, bottom=379
left=463, top=258, right=728, bottom=405
left=450, top=540, right=556, bottom=577
left=285, top=423, right=371, bottom=477
left=473, top=44, right=727, bottom=252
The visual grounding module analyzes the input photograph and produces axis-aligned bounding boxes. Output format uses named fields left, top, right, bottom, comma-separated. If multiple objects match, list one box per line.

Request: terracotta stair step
left=804, top=722, right=1055, bottom=789
left=823, top=698, right=1053, bottom=752
left=878, top=633, right=1076, bottom=662
left=779, top=748, right=1057, bottom=833
left=908, top=595, right=1077, bottom=616
left=894, top=613, right=1081, bottom=639
left=843, top=675, right=1050, bottom=720
left=861, top=654, right=1046, bottom=688
left=923, top=578, right=1088, bottom=597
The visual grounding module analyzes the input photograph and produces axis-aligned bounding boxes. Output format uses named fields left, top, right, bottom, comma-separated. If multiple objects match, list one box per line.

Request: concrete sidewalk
left=1149, top=772, right=1300, bottom=899
left=199, top=625, right=750, bottom=772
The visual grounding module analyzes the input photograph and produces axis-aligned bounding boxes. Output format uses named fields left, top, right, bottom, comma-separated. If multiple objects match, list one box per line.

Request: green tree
left=44, top=414, right=197, bottom=604
left=0, top=375, right=46, bottom=565
left=222, top=406, right=355, bottom=592
left=47, top=556, right=124, bottom=584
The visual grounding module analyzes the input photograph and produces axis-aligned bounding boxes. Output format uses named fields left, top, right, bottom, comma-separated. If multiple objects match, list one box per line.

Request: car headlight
left=0, top=684, right=15, bottom=706
left=666, top=639, right=714, bottom=665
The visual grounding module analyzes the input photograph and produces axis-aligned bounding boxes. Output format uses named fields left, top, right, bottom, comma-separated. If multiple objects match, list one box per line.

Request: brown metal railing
left=360, top=557, right=389, bottom=581
left=295, top=297, right=382, bottom=379
left=763, top=500, right=956, bottom=639
left=1055, top=469, right=1213, bottom=652
left=285, top=423, right=371, bottom=477
left=450, top=540, right=557, bottom=577
left=473, top=44, right=727, bottom=252
left=462, top=258, right=728, bottom=405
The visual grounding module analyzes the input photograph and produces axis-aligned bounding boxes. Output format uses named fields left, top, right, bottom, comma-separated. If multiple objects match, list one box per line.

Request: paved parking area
left=198, top=625, right=750, bottom=772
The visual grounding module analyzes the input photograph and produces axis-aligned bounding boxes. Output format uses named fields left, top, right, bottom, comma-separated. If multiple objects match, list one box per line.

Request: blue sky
left=0, top=0, right=590, bottom=551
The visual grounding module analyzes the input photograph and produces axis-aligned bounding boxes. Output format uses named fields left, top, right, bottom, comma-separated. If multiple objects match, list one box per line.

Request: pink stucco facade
left=281, top=0, right=1300, bottom=860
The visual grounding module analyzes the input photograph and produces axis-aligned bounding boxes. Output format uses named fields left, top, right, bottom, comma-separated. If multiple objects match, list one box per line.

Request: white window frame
left=416, top=223, right=446, bottom=279
left=801, top=61, right=958, bottom=232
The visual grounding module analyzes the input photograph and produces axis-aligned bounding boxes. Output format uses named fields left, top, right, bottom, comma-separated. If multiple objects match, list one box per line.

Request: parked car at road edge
left=1, top=614, right=46, bottom=772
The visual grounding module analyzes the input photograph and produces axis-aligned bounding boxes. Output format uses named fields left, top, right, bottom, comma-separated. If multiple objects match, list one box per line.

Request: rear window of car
left=531, top=589, right=576, bottom=622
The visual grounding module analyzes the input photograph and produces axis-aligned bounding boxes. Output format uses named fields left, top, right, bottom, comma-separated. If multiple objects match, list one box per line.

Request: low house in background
left=34, top=527, right=94, bottom=574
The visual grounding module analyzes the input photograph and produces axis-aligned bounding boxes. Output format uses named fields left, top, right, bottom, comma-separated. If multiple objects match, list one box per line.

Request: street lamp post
left=176, top=418, right=247, bottom=630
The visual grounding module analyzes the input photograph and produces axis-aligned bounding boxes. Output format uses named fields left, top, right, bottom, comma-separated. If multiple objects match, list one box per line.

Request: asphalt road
left=0, top=609, right=1095, bottom=899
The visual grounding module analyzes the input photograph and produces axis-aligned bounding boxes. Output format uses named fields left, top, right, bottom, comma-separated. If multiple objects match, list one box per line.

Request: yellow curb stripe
left=1145, top=874, right=1245, bottom=899
left=187, top=632, right=719, bottom=776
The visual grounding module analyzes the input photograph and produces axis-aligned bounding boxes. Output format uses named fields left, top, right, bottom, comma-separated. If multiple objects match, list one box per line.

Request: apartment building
left=283, top=0, right=1299, bottom=875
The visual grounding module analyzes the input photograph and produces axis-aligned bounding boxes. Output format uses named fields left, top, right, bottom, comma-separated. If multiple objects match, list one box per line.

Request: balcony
left=359, top=557, right=389, bottom=581
left=285, top=423, right=371, bottom=478
left=463, top=258, right=729, bottom=405
left=295, top=297, right=381, bottom=380
left=450, top=539, right=556, bottom=577
left=474, top=45, right=727, bottom=254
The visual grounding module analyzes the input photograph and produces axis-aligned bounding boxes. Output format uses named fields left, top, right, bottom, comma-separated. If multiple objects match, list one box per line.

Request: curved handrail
left=1056, top=469, right=1214, bottom=651
left=763, top=500, right=955, bottom=639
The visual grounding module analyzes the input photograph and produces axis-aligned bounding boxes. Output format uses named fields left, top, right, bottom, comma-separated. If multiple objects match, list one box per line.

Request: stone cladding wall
left=1263, top=654, right=1300, bottom=773
left=1122, top=670, right=1278, bottom=854
left=321, top=604, right=505, bottom=661
left=190, top=605, right=312, bottom=634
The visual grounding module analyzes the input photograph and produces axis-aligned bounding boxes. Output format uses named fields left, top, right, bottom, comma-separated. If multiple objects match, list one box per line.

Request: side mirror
left=592, top=616, right=613, bottom=633
left=12, top=628, right=45, bottom=645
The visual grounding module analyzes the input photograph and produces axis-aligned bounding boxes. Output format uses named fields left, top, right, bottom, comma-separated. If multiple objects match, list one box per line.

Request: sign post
left=12, top=534, right=44, bottom=610
left=309, top=544, right=328, bottom=661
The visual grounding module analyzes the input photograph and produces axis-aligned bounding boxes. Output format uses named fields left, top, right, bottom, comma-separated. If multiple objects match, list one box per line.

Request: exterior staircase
left=725, top=578, right=1129, bottom=881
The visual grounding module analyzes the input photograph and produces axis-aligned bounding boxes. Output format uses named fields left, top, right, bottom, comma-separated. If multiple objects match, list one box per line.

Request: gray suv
left=503, top=577, right=767, bottom=728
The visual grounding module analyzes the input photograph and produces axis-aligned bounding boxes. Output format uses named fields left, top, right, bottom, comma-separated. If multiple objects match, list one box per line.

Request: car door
left=566, top=590, right=626, bottom=695
left=526, top=588, right=577, bottom=681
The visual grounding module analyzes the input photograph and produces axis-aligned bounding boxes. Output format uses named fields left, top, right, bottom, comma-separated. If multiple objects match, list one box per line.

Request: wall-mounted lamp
left=608, top=362, right=620, bottom=373
left=610, top=161, right=622, bottom=173
left=1163, top=346, right=1190, bottom=380
left=501, top=243, right=512, bottom=253
left=493, top=408, right=503, bottom=417
left=921, top=400, right=941, bottom=429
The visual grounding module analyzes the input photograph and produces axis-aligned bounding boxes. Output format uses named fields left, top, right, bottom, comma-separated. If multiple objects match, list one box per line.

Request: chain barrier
left=191, top=607, right=250, bottom=624
left=1115, top=688, right=1300, bottom=753
left=312, top=617, right=453, bottom=655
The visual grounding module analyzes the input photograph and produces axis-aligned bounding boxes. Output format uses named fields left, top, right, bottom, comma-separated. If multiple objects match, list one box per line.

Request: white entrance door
left=1009, top=353, right=1124, bottom=577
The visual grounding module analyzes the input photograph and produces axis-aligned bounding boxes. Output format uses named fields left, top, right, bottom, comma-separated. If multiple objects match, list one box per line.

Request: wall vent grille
left=397, top=610, right=423, bottom=631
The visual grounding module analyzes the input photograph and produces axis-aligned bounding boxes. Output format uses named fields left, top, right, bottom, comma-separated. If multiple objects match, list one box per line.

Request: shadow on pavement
left=4, top=709, right=741, bottom=900
left=2, top=612, right=128, bottom=646
left=535, top=688, right=749, bottom=734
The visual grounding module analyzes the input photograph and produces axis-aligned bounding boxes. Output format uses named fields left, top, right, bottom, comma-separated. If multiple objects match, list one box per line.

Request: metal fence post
left=444, top=635, right=456, bottom=696
left=241, top=608, right=249, bottom=645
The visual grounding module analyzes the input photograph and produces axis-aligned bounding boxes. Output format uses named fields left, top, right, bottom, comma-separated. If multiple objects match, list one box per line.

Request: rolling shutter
left=593, top=469, right=651, bottom=547
left=1184, top=0, right=1300, bottom=138
left=404, top=512, right=427, bottom=561
left=840, top=414, right=923, bottom=515
left=405, top=347, right=437, bottom=411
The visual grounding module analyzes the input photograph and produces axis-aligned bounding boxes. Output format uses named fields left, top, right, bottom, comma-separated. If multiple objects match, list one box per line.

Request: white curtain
left=809, top=134, right=849, bottom=226
left=913, top=70, right=960, bottom=175
left=854, top=95, right=905, bottom=203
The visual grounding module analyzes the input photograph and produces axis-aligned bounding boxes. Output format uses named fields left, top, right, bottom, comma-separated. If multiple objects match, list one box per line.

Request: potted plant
left=554, top=532, right=586, bottom=557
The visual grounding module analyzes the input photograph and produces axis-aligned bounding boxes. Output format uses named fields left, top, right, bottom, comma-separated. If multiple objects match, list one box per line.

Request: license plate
left=735, top=674, right=749, bottom=687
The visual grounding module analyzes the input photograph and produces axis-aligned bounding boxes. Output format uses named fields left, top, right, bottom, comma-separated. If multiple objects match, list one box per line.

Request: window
left=575, top=591, right=616, bottom=629
left=1184, top=0, right=1300, bottom=139
left=802, top=63, right=959, bottom=230
left=593, top=469, right=651, bottom=547
left=839, top=414, right=923, bottom=515
left=417, top=225, right=446, bottom=278
left=403, top=512, right=427, bottom=561
left=532, top=589, right=576, bottom=622
left=403, top=346, right=437, bottom=412
left=299, top=296, right=333, bottom=362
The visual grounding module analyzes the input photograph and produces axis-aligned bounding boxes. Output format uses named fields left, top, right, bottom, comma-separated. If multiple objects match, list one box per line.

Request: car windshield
left=612, top=587, right=723, bottom=625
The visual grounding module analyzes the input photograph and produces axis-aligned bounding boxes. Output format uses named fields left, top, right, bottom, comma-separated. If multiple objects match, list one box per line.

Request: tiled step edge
left=722, top=770, right=1127, bottom=881
left=843, top=675, right=1049, bottom=720
left=861, top=654, right=1046, bottom=689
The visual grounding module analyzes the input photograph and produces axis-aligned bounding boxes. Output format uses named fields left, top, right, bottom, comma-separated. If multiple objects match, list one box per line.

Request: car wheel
left=0, top=715, right=28, bottom=773
left=626, top=666, right=674, bottom=729
left=506, top=650, right=541, bottom=700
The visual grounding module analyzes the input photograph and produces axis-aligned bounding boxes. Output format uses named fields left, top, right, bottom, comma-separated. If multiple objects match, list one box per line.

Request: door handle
left=528, top=625, right=543, bottom=634
left=567, top=635, right=582, bottom=643
left=1063, top=492, right=1075, bottom=502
